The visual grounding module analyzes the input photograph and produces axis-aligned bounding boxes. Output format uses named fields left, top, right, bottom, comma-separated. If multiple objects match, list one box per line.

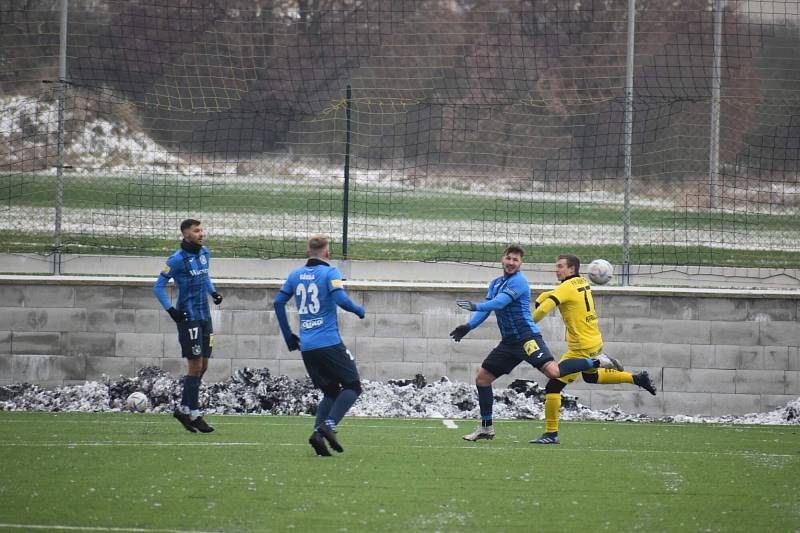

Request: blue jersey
left=468, top=271, right=539, bottom=342
left=275, top=259, right=363, bottom=351
left=153, top=245, right=217, bottom=321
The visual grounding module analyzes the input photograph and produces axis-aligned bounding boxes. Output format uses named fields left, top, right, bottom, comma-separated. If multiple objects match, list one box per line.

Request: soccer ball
left=586, top=259, right=614, bottom=285
left=126, top=391, right=150, bottom=412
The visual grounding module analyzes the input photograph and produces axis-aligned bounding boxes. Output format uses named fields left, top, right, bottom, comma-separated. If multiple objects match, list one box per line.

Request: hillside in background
left=1, top=0, right=800, bottom=183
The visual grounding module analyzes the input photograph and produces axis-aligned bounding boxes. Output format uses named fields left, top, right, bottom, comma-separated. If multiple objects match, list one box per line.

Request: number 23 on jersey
left=296, top=282, right=320, bottom=314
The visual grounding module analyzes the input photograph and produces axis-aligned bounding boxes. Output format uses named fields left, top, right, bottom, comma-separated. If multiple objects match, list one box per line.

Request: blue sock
left=558, top=358, right=594, bottom=375
left=315, top=395, right=335, bottom=428
left=477, top=385, right=493, bottom=426
left=180, top=376, right=190, bottom=408
left=184, top=375, right=201, bottom=410
left=324, top=418, right=337, bottom=432
left=326, top=388, right=359, bottom=425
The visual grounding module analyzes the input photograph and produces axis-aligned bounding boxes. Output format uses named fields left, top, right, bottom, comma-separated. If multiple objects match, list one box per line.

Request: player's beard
left=503, top=264, right=519, bottom=275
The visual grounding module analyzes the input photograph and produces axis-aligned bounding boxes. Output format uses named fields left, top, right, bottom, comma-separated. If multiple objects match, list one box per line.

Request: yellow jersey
left=533, top=274, right=602, bottom=351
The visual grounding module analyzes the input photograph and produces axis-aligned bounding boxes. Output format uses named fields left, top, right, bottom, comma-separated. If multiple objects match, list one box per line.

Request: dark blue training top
left=467, top=270, right=540, bottom=342
left=274, top=258, right=364, bottom=352
left=153, top=244, right=217, bottom=321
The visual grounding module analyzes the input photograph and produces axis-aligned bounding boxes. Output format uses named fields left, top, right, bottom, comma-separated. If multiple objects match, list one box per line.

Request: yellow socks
left=544, top=393, right=561, bottom=433
left=597, top=368, right=634, bottom=384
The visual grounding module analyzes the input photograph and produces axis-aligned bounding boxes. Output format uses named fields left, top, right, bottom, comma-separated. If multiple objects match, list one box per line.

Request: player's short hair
left=503, top=244, right=525, bottom=257
left=558, top=253, right=581, bottom=273
left=307, top=235, right=330, bottom=255
left=180, top=219, right=201, bottom=232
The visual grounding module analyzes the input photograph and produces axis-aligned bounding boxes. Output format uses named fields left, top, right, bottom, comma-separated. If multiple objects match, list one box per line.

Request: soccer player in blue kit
left=153, top=219, right=223, bottom=433
left=273, top=235, right=366, bottom=456
left=450, top=244, right=622, bottom=441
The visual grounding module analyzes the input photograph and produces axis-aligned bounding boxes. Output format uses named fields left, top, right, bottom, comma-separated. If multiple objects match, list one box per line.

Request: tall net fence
left=1, top=0, right=799, bottom=280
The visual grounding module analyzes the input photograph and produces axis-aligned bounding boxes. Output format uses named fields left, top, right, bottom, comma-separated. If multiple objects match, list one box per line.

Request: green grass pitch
left=0, top=412, right=798, bottom=532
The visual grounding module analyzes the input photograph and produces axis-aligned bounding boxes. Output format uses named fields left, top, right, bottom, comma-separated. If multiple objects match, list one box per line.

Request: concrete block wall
left=0, top=277, right=797, bottom=417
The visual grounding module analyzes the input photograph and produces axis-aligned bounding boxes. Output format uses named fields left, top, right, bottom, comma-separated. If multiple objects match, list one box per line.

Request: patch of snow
left=1, top=205, right=798, bottom=251
left=0, top=366, right=797, bottom=425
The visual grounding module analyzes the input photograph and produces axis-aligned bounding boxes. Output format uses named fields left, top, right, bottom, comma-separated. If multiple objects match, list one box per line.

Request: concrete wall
left=3, top=253, right=800, bottom=289
left=0, top=276, right=798, bottom=417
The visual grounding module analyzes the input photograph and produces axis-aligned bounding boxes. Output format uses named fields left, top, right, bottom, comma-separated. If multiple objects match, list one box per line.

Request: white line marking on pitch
left=442, top=419, right=459, bottom=429
left=0, top=524, right=225, bottom=533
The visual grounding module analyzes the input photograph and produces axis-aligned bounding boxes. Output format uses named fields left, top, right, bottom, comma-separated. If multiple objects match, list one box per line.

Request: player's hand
left=286, top=333, right=300, bottom=352
left=356, top=306, right=365, bottom=319
left=211, top=291, right=223, bottom=305
left=449, top=324, right=471, bottom=342
left=456, top=300, right=477, bottom=312
left=167, top=307, right=188, bottom=323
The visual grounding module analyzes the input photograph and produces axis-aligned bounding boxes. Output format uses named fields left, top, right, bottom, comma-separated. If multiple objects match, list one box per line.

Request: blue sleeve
left=273, top=281, right=295, bottom=344
left=332, top=289, right=364, bottom=316
left=153, top=257, right=177, bottom=310
left=466, top=281, right=495, bottom=329
left=467, top=310, right=490, bottom=330
left=203, top=248, right=217, bottom=294
left=476, top=275, right=527, bottom=312
left=328, top=268, right=364, bottom=316
left=503, top=275, right=528, bottom=301
left=475, top=292, right=513, bottom=312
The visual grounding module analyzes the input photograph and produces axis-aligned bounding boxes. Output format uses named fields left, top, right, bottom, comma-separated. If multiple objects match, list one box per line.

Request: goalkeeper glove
left=449, top=324, right=471, bottom=342
left=286, top=333, right=300, bottom=352
left=167, top=307, right=187, bottom=323
left=456, top=300, right=477, bottom=312
left=211, top=291, right=223, bottom=305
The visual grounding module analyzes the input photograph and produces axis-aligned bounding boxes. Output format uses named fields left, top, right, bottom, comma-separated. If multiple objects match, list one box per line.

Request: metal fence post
left=622, top=0, right=636, bottom=286
left=709, top=0, right=724, bottom=209
left=54, top=0, right=69, bottom=275
left=341, top=84, right=352, bottom=261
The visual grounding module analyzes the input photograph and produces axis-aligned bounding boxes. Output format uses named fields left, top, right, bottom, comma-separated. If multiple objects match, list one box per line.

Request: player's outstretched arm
left=332, top=289, right=365, bottom=318
left=533, top=291, right=557, bottom=323
left=467, top=292, right=514, bottom=313
left=449, top=324, right=471, bottom=342
left=273, top=290, right=300, bottom=351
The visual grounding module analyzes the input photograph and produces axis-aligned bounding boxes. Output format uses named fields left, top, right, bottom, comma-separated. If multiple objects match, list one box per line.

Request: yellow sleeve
left=532, top=290, right=558, bottom=323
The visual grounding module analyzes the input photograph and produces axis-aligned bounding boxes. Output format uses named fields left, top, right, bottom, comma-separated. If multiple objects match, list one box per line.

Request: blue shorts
left=301, top=343, right=360, bottom=389
left=177, top=319, right=214, bottom=359
left=481, top=334, right=554, bottom=377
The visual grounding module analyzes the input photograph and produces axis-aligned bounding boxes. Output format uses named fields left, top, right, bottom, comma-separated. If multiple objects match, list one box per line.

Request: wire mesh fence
left=1, top=0, right=799, bottom=281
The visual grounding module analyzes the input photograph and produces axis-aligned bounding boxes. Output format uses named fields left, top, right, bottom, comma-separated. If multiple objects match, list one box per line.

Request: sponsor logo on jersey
left=299, top=273, right=315, bottom=280
left=585, top=313, right=598, bottom=323
left=301, top=318, right=324, bottom=329
left=331, top=279, right=343, bottom=288
left=189, top=268, right=209, bottom=276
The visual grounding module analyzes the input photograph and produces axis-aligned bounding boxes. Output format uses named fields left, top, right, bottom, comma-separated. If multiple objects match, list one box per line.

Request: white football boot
left=596, top=354, right=624, bottom=371
left=463, top=425, right=496, bottom=441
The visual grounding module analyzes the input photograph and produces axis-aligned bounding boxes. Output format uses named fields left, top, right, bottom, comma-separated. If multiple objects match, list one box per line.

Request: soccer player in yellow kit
left=530, top=254, right=657, bottom=444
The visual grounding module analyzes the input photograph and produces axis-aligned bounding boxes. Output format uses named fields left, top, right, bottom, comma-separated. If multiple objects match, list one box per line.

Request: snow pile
left=0, top=94, right=201, bottom=175
left=0, top=366, right=797, bottom=425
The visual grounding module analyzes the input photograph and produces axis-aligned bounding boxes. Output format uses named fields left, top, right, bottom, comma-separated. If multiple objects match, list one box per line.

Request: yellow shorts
left=556, top=344, right=603, bottom=384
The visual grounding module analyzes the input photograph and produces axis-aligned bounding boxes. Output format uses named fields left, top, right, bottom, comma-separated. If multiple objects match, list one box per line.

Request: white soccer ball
left=586, top=259, right=614, bottom=285
left=126, top=391, right=150, bottom=412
